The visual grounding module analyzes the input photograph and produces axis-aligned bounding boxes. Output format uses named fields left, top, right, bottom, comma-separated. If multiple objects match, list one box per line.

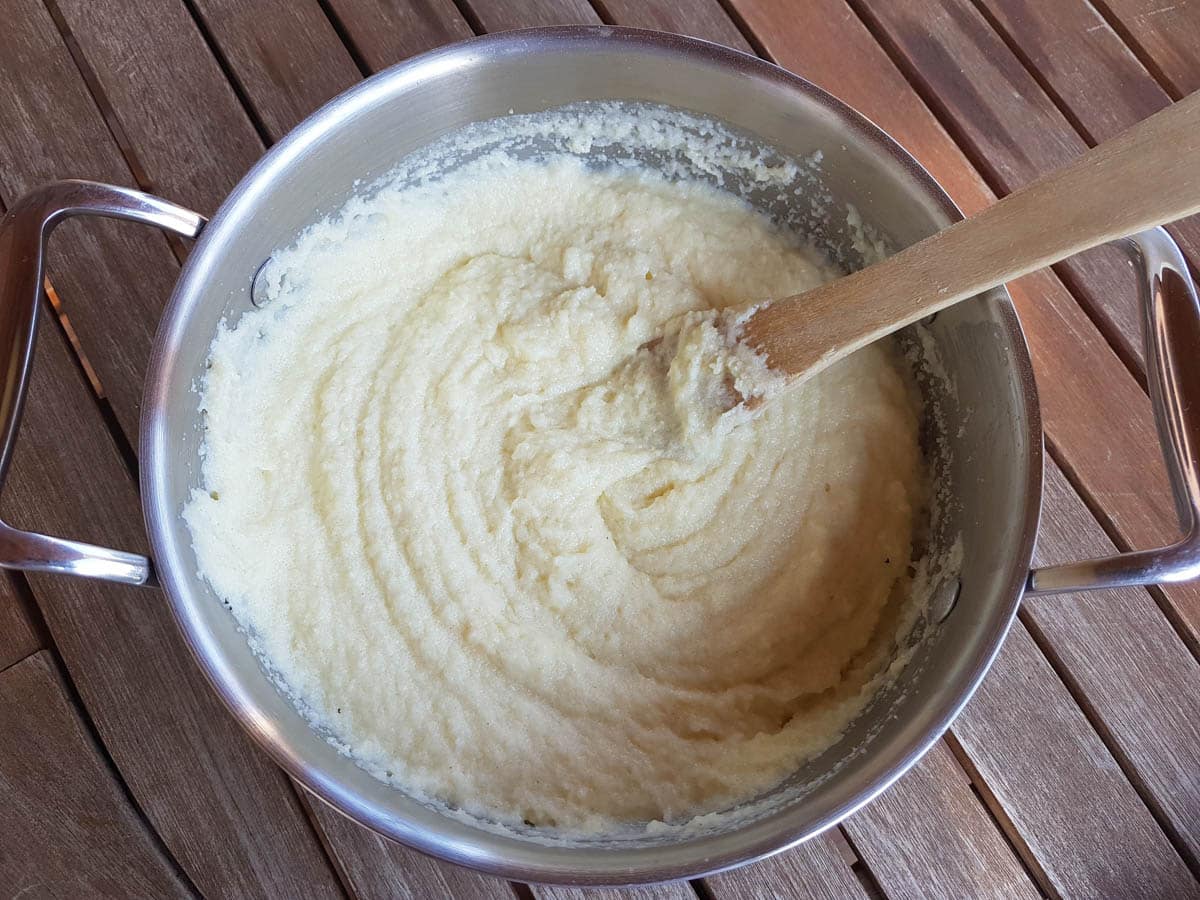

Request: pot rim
left=140, top=25, right=1042, bottom=885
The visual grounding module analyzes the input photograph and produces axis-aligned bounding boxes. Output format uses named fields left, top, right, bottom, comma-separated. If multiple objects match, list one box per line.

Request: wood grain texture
left=1023, top=460, right=1200, bottom=869
left=704, top=833, right=872, bottom=899
left=974, top=0, right=1200, bottom=288
left=188, top=0, right=362, bottom=137
left=302, top=790, right=517, bottom=899
left=0, top=651, right=192, bottom=899
left=0, top=305, right=343, bottom=898
left=954, top=617, right=1197, bottom=896
left=1092, top=0, right=1200, bottom=98
left=592, top=0, right=751, bottom=49
left=975, top=0, right=1170, bottom=144
left=0, top=0, right=184, bottom=441
left=724, top=0, right=1200, bottom=652
left=0, top=572, right=43, bottom=672
left=847, top=0, right=1125, bottom=370
left=54, top=0, right=262, bottom=216
left=461, top=0, right=600, bottom=30
left=325, top=0, right=472, bottom=72
left=856, top=0, right=1200, bottom=374
left=843, top=742, right=1040, bottom=900
left=533, top=884, right=695, bottom=900
left=727, top=0, right=995, bottom=216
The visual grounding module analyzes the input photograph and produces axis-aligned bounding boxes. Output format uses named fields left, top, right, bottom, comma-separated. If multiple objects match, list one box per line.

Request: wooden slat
left=954, top=617, right=1197, bottom=895
left=0, top=308, right=344, bottom=897
left=0, top=0, right=184, bottom=442
left=325, top=0, right=472, bottom=72
left=974, top=0, right=1170, bottom=143
left=843, top=742, right=1040, bottom=899
left=1092, top=0, right=1200, bottom=98
left=301, top=790, right=518, bottom=899
left=54, top=0, right=262, bottom=218
left=592, top=0, right=751, bottom=48
left=461, top=0, right=600, bottom=30
left=725, top=0, right=1200, bottom=652
left=859, top=0, right=1133, bottom=368
left=973, top=0, right=1200, bottom=278
left=704, top=833, right=873, bottom=899
left=188, top=0, right=362, bottom=137
left=0, top=651, right=191, bottom=898
left=1022, top=460, right=1200, bottom=868
left=534, top=884, right=695, bottom=900
left=730, top=0, right=997, bottom=218
left=857, top=0, right=1200, bottom=375
left=0, top=572, right=43, bottom=672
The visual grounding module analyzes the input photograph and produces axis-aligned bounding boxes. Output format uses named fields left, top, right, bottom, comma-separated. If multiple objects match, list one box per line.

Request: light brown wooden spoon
left=737, top=89, right=1200, bottom=382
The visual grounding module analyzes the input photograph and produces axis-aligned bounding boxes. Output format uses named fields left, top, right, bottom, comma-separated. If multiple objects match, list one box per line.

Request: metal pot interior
left=142, top=27, right=1041, bottom=883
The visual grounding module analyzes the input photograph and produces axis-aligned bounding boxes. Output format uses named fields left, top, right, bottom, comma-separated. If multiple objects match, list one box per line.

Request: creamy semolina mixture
left=185, top=123, right=928, bottom=831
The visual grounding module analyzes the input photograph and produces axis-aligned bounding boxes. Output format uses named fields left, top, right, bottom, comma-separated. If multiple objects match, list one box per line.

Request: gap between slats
left=963, top=0, right=1200, bottom=320
left=1088, top=0, right=1186, bottom=102
left=1, top=577, right=203, bottom=897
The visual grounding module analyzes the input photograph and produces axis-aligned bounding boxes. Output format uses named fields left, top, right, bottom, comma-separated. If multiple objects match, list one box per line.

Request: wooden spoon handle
left=741, top=89, right=1200, bottom=377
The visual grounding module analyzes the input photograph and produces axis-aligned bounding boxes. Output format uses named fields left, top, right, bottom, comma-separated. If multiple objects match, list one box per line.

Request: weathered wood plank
left=592, top=0, right=751, bottom=48
left=1092, top=0, right=1200, bottom=98
left=1022, top=460, right=1200, bottom=869
left=0, top=0, right=183, bottom=441
left=843, top=742, right=1040, bottom=899
left=534, top=884, right=695, bottom=899
left=55, top=0, right=261, bottom=219
left=704, top=833, right=872, bottom=899
left=461, top=0, right=600, bottom=30
left=0, top=572, right=43, bottom=672
left=188, top=0, right=362, bottom=137
left=973, top=0, right=1200, bottom=284
left=954, top=615, right=1197, bottom=895
left=725, top=0, right=1200, bottom=651
left=856, top=0, right=1200, bottom=374
left=325, top=0, right=472, bottom=72
left=975, top=0, right=1169, bottom=144
left=0, top=651, right=192, bottom=898
left=0, top=306, right=345, bottom=897
left=301, top=790, right=518, bottom=899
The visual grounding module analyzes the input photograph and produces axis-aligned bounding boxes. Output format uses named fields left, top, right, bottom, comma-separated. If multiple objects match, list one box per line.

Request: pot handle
left=0, top=180, right=205, bottom=586
left=1027, top=227, right=1200, bottom=595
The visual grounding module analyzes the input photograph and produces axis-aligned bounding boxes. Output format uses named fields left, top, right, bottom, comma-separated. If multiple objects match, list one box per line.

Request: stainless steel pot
left=2, top=27, right=1198, bottom=886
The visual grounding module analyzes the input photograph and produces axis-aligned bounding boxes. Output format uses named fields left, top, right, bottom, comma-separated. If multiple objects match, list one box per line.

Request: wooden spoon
left=737, top=89, right=1200, bottom=382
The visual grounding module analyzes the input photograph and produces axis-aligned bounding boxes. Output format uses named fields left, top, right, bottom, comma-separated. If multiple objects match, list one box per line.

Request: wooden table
left=1, top=1, right=1198, bottom=897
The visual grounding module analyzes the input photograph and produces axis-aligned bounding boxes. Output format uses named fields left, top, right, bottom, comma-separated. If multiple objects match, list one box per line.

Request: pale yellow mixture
left=185, top=147, right=927, bottom=831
